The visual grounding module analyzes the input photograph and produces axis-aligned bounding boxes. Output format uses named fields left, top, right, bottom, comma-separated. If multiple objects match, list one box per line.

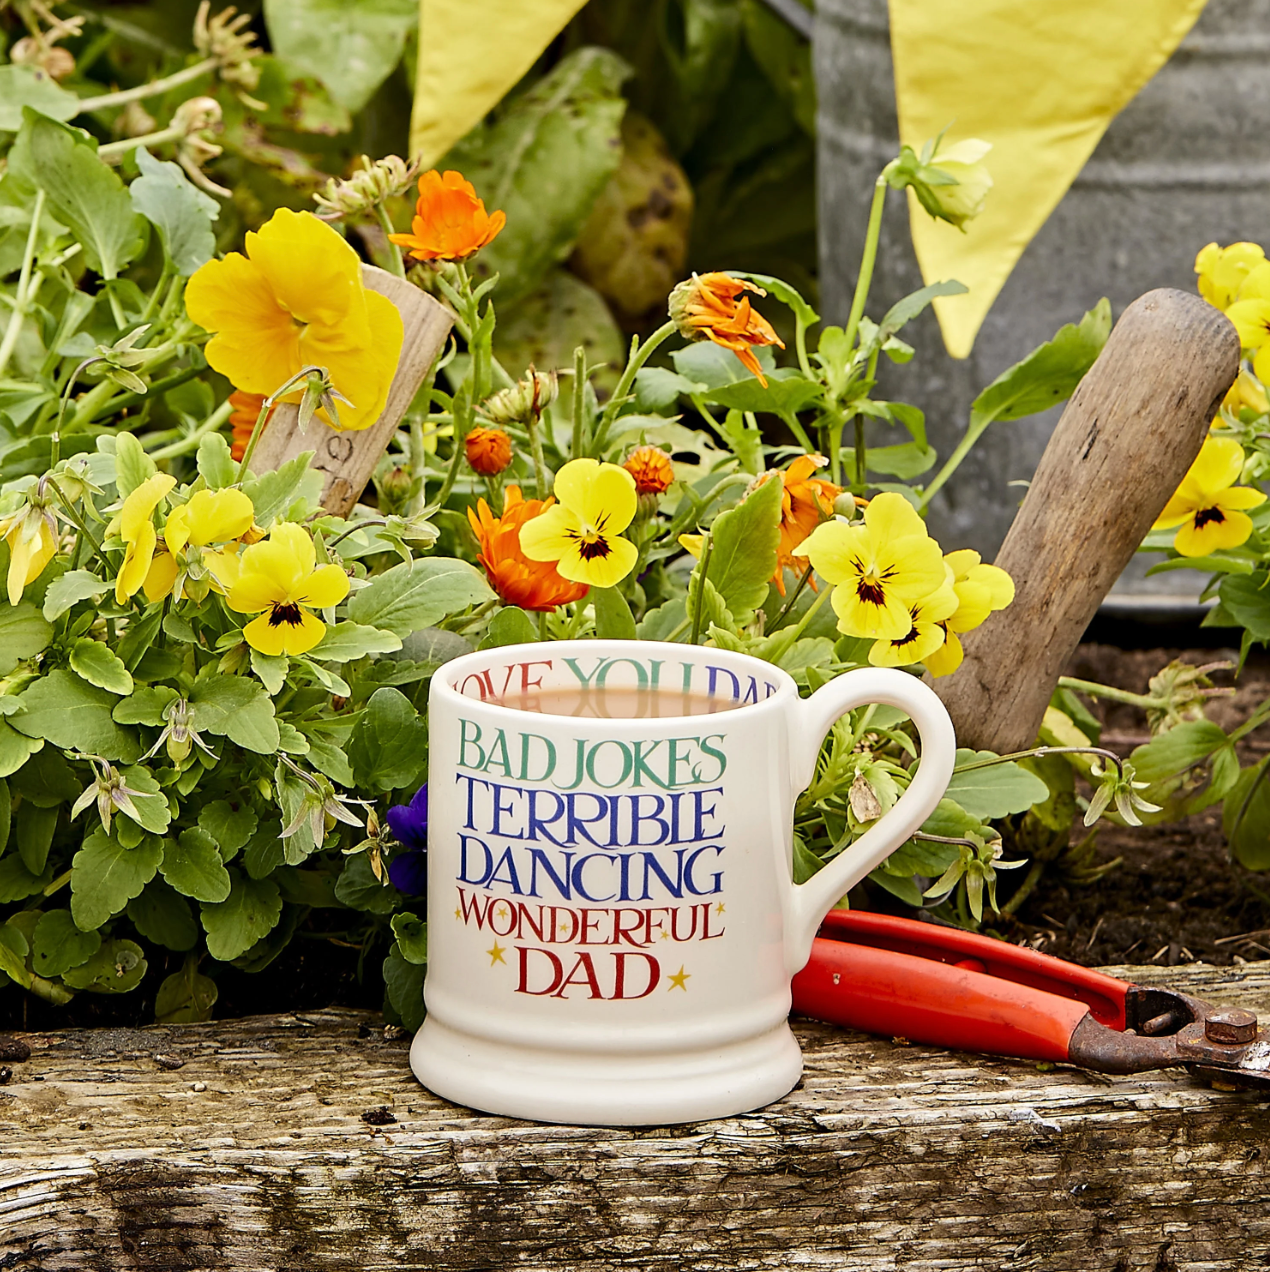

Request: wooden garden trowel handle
left=935, top=288, right=1240, bottom=754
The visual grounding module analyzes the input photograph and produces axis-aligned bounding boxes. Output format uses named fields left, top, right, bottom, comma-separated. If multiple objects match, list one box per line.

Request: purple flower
left=387, top=785, right=427, bottom=896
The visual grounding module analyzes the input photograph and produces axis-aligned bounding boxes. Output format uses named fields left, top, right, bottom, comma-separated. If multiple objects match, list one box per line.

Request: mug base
left=410, top=1016, right=804, bottom=1126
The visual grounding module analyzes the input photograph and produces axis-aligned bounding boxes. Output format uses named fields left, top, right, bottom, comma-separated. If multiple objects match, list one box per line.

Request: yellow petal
left=164, top=504, right=192, bottom=555
left=794, top=520, right=869, bottom=585
left=1236, top=258, right=1270, bottom=303
left=1218, top=485, right=1268, bottom=512
left=228, top=568, right=286, bottom=614
left=923, top=629, right=964, bottom=678
left=142, top=550, right=179, bottom=603
left=116, top=522, right=157, bottom=603
left=242, top=610, right=290, bottom=657
left=678, top=533, right=703, bottom=559
left=1174, top=508, right=1255, bottom=557
left=553, top=459, right=637, bottom=535
left=942, top=548, right=981, bottom=581
left=302, top=289, right=403, bottom=431
left=1225, top=298, right=1270, bottom=351
left=203, top=546, right=241, bottom=593
left=518, top=505, right=578, bottom=561
left=296, top=562, right=350, bottom=609
left=244, top=606, right=327, bottom=657
left=949, top=562, right=1015, bottom=632
left=868, top=619, right=948, bottom=668
left=6, top=520, right=54, bottom=605
left=181, top=488, right=256, bottom=547
left=120, top=474, right=176, bottom=541
left=1254, top=342, right=1270, bottom=389
left=1190, top=435, right=1246, bottom=494
left=246, top=209, right=370, bottom=343
left=555, top=533, right=639, bottom=589
left=830, top=577, right=914, bottom=641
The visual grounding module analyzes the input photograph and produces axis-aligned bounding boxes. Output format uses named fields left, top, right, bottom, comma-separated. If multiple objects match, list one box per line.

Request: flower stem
left=45, top=477, right=110, bottom=572
left=689, top=530, right=714, bottom=646
left=769, top=563, right=815, bottom=631
left=854, top=415, right=866, bottom=490
left=75, top=58, right=219, bottom=114
left=1055, top=676, right=1160, bottom=711
left=234, top=399, right=274, bottom=481
left=571, top=345, right=587, bottom=459
left=97, top=125, right=183, bottom=162
left=524, top=408, right=548, bottom=501
left=0, top=188, right=45, bottom=379
left=374, top=204, right=406, bottom=279
left=843, top=176, right=887, bottom=358
left=147, top=396, right=234, bottom=460
left=594, top=320, right=676, bottom=451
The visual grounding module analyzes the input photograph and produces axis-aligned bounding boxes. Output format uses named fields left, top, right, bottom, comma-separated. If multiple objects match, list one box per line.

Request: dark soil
left=999, top=643, right=1270, bottom=969
left=6, top=642, right=1270, bottom=1031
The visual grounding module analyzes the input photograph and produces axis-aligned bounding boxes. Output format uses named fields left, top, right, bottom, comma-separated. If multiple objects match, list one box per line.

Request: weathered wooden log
left=936, top=289, right=1240, bottom=754
left=249, top=264, right=454, bottom=517
left=2, top=961, right=1268, bottom=1270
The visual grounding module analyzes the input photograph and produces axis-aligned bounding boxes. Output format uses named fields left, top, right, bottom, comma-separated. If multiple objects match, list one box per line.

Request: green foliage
left=129, top=148, right=219, bottom=277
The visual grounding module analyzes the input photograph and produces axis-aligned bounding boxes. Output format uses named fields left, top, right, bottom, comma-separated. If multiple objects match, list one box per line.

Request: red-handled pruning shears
left=792, top=910, right=1270, bottom=1092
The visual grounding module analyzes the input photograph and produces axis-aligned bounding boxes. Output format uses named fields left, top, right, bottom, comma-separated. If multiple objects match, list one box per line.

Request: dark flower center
left=578, top=536, right=612, bottom=561
left=269, top=602, right=304, bottom=628
left=891, top=615, right=922, bottom=649
left=1194, top=506, right=1226, bottom=529
left=857, top=579, right=887, bottom=607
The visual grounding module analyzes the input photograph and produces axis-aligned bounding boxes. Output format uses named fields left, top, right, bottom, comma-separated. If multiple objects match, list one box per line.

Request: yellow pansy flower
left=224, top=522, right=350, bottom=656
left=519, top=459, right=639, bottom=589
left=922, top=550, right=1015, bottom=678
left=0, top=504, right=57, bottom=606
left=143, top=487, right=257, bottom=602
left=1220, top=368, right=1270, bottom=422
left=184, top=208, right=404, bottom=432
left=1153, top=435, right=1267, bottom=558
left=793, top=492, right=946, bottom=641
left=868, top=576, right=959, bottom=669
left=1195, top=241, right=1266, bottom=311
left=1224, top=261, right=1270, bottom=383
left=113, top=474, right=176, bottom=604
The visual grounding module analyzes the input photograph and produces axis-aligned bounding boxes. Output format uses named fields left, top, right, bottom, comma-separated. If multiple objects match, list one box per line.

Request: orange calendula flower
left=465, top=426, right=513, bottom=476
left=668, top=272, right=784, bottom=386
left=764, top=454, right=841, bottom=594
left=467, top=486, right=589, bottom=612
left=389, top=170, right=506, bottom=263
left=228, top=389, right=268, bottom=462
left=623, top=445, right=674, bottom=496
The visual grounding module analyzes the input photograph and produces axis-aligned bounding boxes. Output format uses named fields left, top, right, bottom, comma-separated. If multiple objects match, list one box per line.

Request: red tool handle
left=791, top=910, right=1131, bottom=1064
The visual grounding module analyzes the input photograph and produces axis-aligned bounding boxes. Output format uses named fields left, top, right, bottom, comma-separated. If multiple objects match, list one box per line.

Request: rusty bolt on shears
left=792, top=910, right=1270, bottom=1093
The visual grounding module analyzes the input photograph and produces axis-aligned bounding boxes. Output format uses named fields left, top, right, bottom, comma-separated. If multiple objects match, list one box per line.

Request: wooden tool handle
left=935, top=288, right=1240, bottom=754
left=250, top=264, right=455, bottom=518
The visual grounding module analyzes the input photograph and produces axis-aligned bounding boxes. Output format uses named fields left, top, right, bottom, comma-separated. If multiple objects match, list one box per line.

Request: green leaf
left=701, top=465, right=781, bottom=621
left=732, top=270, right=818, bottom=327
left=70, top=637, right=134, bottom=696
left=868, top=866, right=925, bottom=907
left=127, top=878, right=199, bottom=952
left=1131, top=721, right=1230, bottom=785
left=113, top=433, right=157, bottom=499
left=160, top=827, right=232, bottom=903
left=348, top=558, right=493, bottom=638
left=129, top=146, right=218, bottom=276
left=240, top=451, right=322, bottom=527
left=263, top=0, right=416, bottom=112
left=636, top=597, right=688, bottom=642
left=198, top=800, right=259, bottom=861
left=0, top=722, right=43, bottom=778
left=0, top=65, right=79, bottom=130
left=0, top=778, right=8, bottom=856
left=43, top=570, right=109, bottom=621
left=0, top=600, right=53, bottom=676
left=32, top=909, right=101, bottom=978
left=250, top=649, right=288, bottom=695
left=16, top=801, right=57, bottom=874
left=112, top=685, right=179, bottom=726
left=12, top=670, right=140, bottom=761
left=8, top=745, right=77, bottom=806
left=444, top=47, right=630, bottom=303
left=479, top=606, right=538, bottom=649
left=0, top=852, right=51, bottom=902
left=197, top=431, right=237, bottom=489
left=791, top=834, right=824, bottom=884
left=945, top=750, right=1050, bottom=820
left=703, top=370, right=822, bottom=416
left=70, top=829, right=162, bottom=931
left=155, top=956, right=220, bottom=1027
left=297, top=726, right=354, bottom=787
left=347, top=687, right=426, bottom=792
left=155, top=958, right=218, bottom=1022
left=335, top=850, right=397, bottom=914
left=310, top=622, right=403, bottom=662
left=966, top=298, right=1111, bottom=442
left=8, top=109, right=142, bottom=279
left=383, top=945, right=425, bottom=1031
left=201, top=870, right=283, bottom=961
left=115, top=765, right=171, bottom=834
left=190, top=676, right=280, bottom=754
left=61, top=938, right=147, bottom=993
left=391, top=911, right=428, bottom=964
left=1219, top=572, right=1270, bottom=642
left=592, top=586, right=637, bottom=640
left=671, top=340, right=777, bottom=389
left=116, top=602, right=164, bottom=670
left=877, top=280, right=968, bottom=343
left=854, top=442, right=937, bottom=480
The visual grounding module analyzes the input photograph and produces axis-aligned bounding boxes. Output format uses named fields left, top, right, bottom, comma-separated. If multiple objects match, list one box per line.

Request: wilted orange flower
left=668, top=272, right=784, bottom=386
left=467, top=486, right=589, bottom=612
left=765, top=454, right=841, bottom=594
left=228, top=389, right=269, bottom=462
left=623, top=445, right=674, bottom=495
left=465, top=426, right=513, bottom=475
left=389, top=170, right=506, bottom=263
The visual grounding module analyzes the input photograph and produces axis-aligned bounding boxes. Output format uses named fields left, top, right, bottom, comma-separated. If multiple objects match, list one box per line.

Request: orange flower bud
left=667, top=272, right=784, bottom=386
left=623, top=445, right=674, bottom=496
left=465, top=426, right=513, bottom=476
left=388, top=170, right=506, bottom=263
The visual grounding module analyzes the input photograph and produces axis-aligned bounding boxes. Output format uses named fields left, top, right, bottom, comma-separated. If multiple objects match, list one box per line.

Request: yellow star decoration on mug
left=487, top=942, right=507, bottom=965
left=667, top=966, right=691, bottom=991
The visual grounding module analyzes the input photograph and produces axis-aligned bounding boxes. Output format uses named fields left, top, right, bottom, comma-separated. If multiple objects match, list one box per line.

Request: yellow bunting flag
left=888, top=0, right=1209, bottom=358
left=410, top=0, right=588, bottom=168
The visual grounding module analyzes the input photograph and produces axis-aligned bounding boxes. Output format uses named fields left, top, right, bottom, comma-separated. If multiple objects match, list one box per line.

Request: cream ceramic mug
left=412, top=639, right=955, bottom=1125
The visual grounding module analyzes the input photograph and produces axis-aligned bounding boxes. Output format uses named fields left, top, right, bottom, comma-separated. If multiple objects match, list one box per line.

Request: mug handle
left=783, top=667, right=957, bottom=974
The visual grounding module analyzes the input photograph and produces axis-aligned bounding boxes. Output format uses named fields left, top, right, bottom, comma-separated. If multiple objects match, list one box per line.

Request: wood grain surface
left=248, top=265, right=454, bottom=518
left=2, top=961, right=1268, bottom=1271
left=935, top=289, right=1240, bottom=754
